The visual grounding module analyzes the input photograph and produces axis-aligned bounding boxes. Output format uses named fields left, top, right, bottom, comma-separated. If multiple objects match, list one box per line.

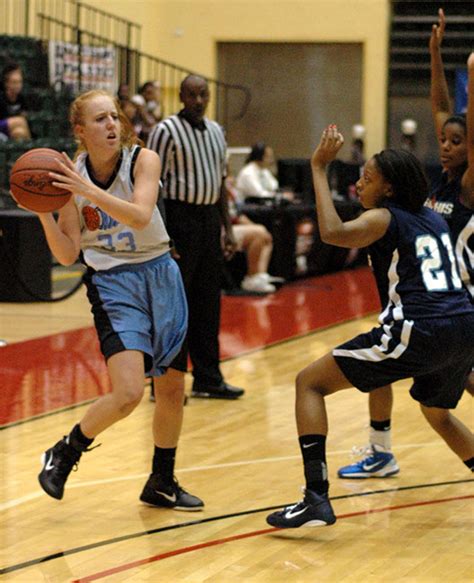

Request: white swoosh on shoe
left=362, top=462, right=382, bottom=471
left=44, top=452, right=55, bottom=472
left=154, top=490, right=177, bottom=503
left=284, top=505, right=307, bottom=519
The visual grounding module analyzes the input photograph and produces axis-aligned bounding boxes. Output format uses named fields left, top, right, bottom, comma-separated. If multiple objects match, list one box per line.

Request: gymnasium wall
left=85, top=0, right=391, bottom=156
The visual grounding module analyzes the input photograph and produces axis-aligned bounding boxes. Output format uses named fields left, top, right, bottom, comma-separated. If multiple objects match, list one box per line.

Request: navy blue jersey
left=368, top=203, right=473, bottom=323
left=425, top=172, right=460, bottom=229
left=425, top=172, right=473, bottom=298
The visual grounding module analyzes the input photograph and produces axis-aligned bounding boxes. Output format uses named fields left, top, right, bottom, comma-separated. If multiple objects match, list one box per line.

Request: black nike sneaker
left=38, top=437, right=83, bottom=500
left=266, top=489, right=336, bottom=528
left=191, top=381, right=244, bottom=400
left=140, top=474, right=204, bottom=511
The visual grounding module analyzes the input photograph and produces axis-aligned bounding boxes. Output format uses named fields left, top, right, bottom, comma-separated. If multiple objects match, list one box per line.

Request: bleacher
left=0, top=34, right=77, bottom=208
left=390, top=1, right=474, bottom=96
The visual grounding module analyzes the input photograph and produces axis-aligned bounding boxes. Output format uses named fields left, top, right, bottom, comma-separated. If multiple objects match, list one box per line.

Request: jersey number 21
left=416, top=233, right=462, bottom=291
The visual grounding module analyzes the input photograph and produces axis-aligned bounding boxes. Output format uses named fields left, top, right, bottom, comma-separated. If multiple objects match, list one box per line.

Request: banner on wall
left=48, top=41, right=117, bottom=94
left=455, top=68, right=468, bottom=114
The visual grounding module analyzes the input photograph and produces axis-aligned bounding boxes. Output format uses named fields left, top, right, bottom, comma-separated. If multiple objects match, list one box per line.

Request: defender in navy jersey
left=27, top=90, right=203, bottom=510
left=267, top=127, right=474, bottom=529
left=426, top=168, right=474, bottom=298
left=419, top=12, right=474, bottom=301
left=338, top=24, right=474, bottom=481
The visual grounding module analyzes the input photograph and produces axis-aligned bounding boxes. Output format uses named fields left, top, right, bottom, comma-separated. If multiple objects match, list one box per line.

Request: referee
left=147, top=74, right=245, bottom=400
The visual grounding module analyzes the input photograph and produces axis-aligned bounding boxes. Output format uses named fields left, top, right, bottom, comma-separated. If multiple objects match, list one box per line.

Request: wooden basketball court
left=1, top=267, right=472, bottom=582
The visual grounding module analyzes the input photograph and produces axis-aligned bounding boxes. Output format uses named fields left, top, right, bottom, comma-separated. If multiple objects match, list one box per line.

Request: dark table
left=238, top=198, right=365, bottom=281
left=0, top=209, right=52, bottom=301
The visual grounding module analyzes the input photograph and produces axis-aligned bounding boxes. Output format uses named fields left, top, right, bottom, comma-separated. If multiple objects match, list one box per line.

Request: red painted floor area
left=0, top=267, right=379, bottom=425
left=219, top=266, right=379, bottom=359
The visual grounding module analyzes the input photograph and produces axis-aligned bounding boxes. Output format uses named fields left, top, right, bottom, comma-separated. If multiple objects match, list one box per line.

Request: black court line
left=0, top=398, right=98, bottom=431
left=0, top=310, right=377, bottom=431
left=2, top=478, right=472, bottom=575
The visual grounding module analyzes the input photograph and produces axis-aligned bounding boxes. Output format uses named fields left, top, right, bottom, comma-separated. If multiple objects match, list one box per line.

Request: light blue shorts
left=83, top=252, right=188, bottom=377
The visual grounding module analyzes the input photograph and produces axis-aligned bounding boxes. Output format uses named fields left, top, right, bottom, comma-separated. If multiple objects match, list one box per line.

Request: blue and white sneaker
left=337, top=444, right=400, bottom=479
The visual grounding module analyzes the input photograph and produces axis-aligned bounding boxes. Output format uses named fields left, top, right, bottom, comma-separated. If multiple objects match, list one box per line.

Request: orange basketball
left=10, top=148, right=72, bottom=212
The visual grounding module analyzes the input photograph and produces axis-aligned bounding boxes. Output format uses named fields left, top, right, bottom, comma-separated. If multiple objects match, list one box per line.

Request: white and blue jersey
left=76, top=145, right=188, bottom=377
left=75, top=145, right=170, bottom=271
left=333, top=202, right=474, bottom=408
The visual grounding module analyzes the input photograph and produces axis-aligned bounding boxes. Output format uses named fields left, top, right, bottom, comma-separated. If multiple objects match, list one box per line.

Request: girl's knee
left=262, top=227, right=273, bottom=244
left=115, top=385, right=144, bottom=413
left=251, top=225, right=271, bottom=242
left=9, top=117, right=30, bottom=139
left=260, top=227, right=273, bottom=244
left=296, top=367, right=322, bottom=395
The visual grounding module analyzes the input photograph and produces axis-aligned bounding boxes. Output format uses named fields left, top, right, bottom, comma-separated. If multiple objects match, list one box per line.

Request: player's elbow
left=129, top=215, right=151, bottom=230
left=320, top=227, right=346, bottom=247
left=57, top=252, right=79, bottom=266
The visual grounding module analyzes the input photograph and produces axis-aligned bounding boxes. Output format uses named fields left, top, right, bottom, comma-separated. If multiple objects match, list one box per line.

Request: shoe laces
left=55, top=440, right=82, bottom=475
left=283, top=499, right=307, bottom=514
left=171, top=475, right=190, bottom=496
left=153, top=474, right=186, bottom=496
left=350, top=444, right=374, bottom=458
left=57, top=439, right=101, bottom=474
left=282, top=487, right=308, bottom=513
left=348, top=444, right=384, bottom=466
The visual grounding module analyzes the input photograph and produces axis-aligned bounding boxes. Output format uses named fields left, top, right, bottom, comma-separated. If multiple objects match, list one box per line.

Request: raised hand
left=430, top=8, right=445, bottom=52
left=311, top=125, right=344, bottom=168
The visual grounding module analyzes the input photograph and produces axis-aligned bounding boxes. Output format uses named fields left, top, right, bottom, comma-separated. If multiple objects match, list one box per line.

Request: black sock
left=463, top=457, right=474, bottom=471
left=370, top=419, right=391, bottom=431
left=298, top=434, right=328, bottom=496
left=69, top=424, right=94, bottom=451
left=152, top=446, right=176, bottom=483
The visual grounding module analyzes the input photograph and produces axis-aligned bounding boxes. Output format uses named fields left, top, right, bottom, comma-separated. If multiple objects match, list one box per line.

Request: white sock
left=370, top=427, right=392, bottom=451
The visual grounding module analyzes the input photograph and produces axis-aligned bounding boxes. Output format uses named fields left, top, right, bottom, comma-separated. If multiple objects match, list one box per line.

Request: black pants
left=164, top=200, right=224, bottom=386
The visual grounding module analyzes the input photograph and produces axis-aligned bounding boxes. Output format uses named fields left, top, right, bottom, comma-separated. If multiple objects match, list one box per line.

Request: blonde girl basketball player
left=31, top=90, right=202, bottom=510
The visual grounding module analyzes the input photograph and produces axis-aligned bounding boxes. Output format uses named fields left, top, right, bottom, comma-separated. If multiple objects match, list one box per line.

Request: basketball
left=10, top=148, right=72, bottom=213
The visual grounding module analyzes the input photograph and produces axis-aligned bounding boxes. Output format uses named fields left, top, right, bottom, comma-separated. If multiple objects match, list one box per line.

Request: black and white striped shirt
left=147, top=113, right=227, bottom=205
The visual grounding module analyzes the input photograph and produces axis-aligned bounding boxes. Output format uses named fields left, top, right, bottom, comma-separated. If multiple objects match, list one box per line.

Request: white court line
left=1, top=442, right=440, bottom=511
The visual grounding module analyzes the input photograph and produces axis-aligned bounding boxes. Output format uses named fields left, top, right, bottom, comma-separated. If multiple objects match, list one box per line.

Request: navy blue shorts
left=83, top=253, right=188, bottom=377
left=333, top=314, right=474, bottom=408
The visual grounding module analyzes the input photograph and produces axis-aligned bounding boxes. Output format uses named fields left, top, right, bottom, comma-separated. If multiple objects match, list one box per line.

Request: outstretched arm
left=430, top=8, right=451, bottom=139
left=311, top=126, right=390, bottom=249
left=461, top=52, right=474, bottom=208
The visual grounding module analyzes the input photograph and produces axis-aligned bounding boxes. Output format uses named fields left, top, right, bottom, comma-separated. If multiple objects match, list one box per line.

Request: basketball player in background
left=266, top=126, right=474, bottom=529
left=26, top=90, right=203, bottom=510
left=337, top=13, right=474, bottom=480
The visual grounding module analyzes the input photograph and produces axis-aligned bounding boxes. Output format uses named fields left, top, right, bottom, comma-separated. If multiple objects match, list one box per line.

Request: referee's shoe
left=191, top=381, right=244, bottom=400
